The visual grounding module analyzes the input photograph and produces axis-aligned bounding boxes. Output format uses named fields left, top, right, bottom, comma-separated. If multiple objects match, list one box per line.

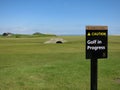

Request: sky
left=0, top=0, right=120, bottom=35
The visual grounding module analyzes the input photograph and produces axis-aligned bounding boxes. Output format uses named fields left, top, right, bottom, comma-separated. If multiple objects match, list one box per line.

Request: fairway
left=0, top=36, right=120, bottom=90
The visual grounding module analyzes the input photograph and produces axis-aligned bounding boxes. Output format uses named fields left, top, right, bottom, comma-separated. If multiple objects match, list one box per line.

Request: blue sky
left=0, top=0, right=120, bottom=35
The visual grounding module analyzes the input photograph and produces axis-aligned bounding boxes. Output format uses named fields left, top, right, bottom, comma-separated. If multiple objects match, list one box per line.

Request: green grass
left=0, top=36, right=120, bottom=90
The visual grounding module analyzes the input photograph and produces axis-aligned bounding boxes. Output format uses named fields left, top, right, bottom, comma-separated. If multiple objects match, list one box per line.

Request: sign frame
left=86, top=26, right=108, bottom=59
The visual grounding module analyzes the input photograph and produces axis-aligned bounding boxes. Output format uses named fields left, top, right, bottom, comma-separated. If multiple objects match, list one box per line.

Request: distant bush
left=33, top=32, right=43, bottom=35
left=2, top=32, right=13, bottom=36
left=33, top=32, right=56, bottom=37
left=15, top=34, right=21, bottom=38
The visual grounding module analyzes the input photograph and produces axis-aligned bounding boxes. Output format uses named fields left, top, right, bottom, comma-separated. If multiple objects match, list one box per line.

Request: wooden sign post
left=86, top=26, right=108, bottom=90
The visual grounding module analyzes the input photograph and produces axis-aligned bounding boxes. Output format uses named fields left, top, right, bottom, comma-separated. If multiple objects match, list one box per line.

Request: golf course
left=0, top=35, right=120, bottom=90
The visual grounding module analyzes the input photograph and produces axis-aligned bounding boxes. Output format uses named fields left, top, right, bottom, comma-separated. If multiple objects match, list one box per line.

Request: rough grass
left=0, top=36, right=120, bottom=90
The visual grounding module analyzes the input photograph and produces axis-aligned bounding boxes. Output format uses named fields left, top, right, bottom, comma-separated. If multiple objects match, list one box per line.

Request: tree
left=33, top=32, right=42, bottom=35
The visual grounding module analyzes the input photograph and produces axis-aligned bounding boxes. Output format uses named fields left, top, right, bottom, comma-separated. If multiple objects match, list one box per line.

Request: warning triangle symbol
left=87, top=33, right=91, bottom=36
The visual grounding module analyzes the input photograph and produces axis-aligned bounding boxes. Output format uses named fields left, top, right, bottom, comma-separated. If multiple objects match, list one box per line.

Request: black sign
left=86, top=26, right=108, bottom=59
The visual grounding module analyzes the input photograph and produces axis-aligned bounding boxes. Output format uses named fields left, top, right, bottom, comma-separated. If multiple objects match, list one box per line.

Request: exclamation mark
left=87, top=33, right=91, bottom=36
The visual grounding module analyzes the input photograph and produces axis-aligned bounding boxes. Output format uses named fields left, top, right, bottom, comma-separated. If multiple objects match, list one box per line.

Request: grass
left=0, top=36, right=120, bottom=90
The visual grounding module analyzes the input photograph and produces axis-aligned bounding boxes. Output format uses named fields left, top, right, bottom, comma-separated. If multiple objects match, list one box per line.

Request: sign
left=86, top=26, right=108, bottom=59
